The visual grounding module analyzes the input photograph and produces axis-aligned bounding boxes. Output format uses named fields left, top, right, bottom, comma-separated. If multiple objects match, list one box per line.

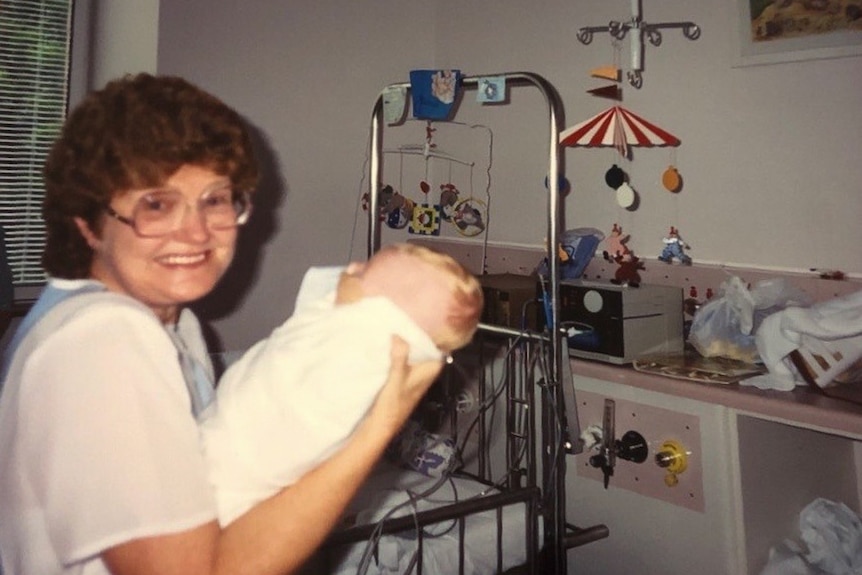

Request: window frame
left=0, top=0, right=88, bottom=302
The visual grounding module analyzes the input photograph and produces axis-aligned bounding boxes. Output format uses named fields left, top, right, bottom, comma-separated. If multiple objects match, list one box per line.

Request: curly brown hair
left=42, top=73, right=259, bottom=278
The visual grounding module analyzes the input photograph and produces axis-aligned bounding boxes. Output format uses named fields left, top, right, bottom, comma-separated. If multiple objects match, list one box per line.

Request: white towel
left=744, top=289, right=862, bottom=391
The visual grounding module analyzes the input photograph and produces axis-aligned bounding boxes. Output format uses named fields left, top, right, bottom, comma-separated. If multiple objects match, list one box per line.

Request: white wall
left=88, top=0, right=159, bottom=89
left=432, top=0, right=862, bottom=271
left=147, top=0, right=861, bottom=352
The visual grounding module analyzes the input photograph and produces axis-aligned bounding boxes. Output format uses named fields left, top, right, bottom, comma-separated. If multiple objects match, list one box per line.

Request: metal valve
left=586, top=399, right=649, bottom=489
left=655, top=439, right=688, bottom=486
left=588, top=399, right=616, bottom=488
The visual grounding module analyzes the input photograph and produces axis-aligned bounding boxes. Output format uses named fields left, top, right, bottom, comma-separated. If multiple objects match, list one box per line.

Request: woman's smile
left=157, top=251, right=211, bottom=267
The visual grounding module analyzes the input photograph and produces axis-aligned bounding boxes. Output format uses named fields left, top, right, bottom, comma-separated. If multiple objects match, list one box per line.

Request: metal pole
left=367, top=72, right=568, bottom=573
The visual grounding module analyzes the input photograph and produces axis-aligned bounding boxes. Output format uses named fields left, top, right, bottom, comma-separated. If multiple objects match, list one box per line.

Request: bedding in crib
left=323, top=460, right=534, bottom=575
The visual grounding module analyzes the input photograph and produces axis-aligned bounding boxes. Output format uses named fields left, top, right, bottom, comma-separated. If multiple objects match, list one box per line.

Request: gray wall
left=150, top=1, right=862, bottom=352
left=76, top=0, right=159, bottom=90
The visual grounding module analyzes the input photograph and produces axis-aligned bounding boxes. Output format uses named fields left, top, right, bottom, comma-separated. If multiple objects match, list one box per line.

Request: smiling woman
left=41, top=74, right=259, bottom=283
left=0, top=73, right=444, bottom=575
left=73, top=165, right=245, bottom=324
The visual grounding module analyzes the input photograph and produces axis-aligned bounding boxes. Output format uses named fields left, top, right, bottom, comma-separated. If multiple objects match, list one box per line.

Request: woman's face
left=75, top=165, right=239, bottom=323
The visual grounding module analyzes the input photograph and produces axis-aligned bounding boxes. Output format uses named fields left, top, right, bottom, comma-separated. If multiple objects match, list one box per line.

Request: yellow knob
left=655, top=440, right=688, bottom=475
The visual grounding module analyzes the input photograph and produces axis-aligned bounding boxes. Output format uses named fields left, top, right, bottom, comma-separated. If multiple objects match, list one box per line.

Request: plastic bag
left=689, top=276, right=811, bottom=363
left=760, top=498, right=862, bottom=575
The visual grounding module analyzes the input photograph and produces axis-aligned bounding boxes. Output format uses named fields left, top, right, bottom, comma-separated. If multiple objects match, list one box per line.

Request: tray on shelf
left=633, top=351, right=766, bottom=385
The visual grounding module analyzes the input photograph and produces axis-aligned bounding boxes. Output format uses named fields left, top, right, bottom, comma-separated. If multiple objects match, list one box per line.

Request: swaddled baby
left=200, top=243, right=483, bottom=525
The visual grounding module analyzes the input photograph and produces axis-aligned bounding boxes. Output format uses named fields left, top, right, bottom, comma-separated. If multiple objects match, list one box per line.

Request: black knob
left=615, top=430, right=648, bottom=463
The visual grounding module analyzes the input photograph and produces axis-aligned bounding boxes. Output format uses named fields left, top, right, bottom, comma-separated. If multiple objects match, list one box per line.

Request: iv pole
left=576, top=0, right=700, bottom=88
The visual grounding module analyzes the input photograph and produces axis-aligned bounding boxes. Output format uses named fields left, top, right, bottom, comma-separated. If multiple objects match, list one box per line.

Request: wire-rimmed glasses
left=105, top=186, right=253, bottom=238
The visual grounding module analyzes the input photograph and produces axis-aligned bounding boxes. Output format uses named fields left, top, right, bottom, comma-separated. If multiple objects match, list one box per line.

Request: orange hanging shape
left=662, top=166, right=682, bottom=193
left=590, top=65, right=621, bottom=82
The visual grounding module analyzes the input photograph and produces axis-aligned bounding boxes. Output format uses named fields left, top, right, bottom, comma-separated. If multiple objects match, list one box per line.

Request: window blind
left=0, top=0, right=73, bottom=287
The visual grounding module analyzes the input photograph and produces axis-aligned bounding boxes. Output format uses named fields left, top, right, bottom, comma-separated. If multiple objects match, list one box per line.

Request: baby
left=200, top=243, right=484, bottom=525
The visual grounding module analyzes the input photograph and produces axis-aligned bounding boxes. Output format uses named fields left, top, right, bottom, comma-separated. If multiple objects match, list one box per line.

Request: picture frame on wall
left=734, top=0, right=862, bottom=67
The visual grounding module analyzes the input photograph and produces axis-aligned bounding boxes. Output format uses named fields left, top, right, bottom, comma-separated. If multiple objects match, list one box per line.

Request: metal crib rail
left=327, top=486, right=540, bottom=544
left=325, top=486, right=541, bottom=575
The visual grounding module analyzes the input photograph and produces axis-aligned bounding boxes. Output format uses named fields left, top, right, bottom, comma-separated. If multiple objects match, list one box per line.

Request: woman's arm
left=103, top=336, right=443, bottom=575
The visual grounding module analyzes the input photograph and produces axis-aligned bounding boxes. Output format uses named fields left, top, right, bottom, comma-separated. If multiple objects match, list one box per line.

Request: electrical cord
left=355, top=469, right=459, bottom=575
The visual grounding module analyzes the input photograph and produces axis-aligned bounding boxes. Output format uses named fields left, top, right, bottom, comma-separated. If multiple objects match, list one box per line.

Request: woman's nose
left=173, top=203, right=212, bottom=241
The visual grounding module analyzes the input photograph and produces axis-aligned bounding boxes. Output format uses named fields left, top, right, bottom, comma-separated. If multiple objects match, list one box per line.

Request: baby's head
left=337, top=244, right=483, bottom=353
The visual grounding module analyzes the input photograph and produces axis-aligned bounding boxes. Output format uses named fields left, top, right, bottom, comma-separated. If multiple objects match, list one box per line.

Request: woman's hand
left=367, top=336, right=443, bottom=435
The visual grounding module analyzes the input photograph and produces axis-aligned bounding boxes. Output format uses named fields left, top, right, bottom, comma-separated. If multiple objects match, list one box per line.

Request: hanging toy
left=662, top=166, right=682, bottom=193
left=409, top=180, right=441, bottom=236
left=380, top=185, right=402, bottom=224
left=590, top=65, right=621, bottom=82
left=410, top=206, right=441, bottom=235
left=605, top=164, right=625, bottom=189
left=544, top=174, right=571, bottom=195
left=385, top=194, right=414, bottom=229
left=615, top=182, right=636, bottom=209
left=451, top=169, right=488, bottom=237
left=362, top=184, right=395, bottom=221
left=658, top=226, right=692, bottom=265
left=451, top=197, right=487, bottom=237
left=379, top=184, right=396, bottom=210
left=603, top=164, right=636, bottom=209
left=588, top=84, right=623, bottom=100
left=374, top=184, right=413, bottom=229
left=439, top=183, right=460, bottom=221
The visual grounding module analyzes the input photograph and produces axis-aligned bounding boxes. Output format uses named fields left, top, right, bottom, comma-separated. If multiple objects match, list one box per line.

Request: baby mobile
left=562, top=0, right=700, bottom=276
left=361, top=69, right=496, bottom=241
left=364, top=120, right=488, bottom=239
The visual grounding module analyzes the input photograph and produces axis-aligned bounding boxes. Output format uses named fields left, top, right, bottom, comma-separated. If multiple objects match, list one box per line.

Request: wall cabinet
left=566, top=363, right=862, bottom=575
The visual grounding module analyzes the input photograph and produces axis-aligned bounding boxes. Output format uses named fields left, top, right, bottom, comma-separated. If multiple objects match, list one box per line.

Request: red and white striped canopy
left=560, top=105, right=680, bottom=158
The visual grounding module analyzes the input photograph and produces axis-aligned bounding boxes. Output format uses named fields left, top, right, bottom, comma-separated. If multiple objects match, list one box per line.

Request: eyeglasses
left=105, top=186, right=253, bottom=238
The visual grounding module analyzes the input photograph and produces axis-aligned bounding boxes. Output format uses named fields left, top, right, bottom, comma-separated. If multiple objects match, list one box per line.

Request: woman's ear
left=73, top=217, right=101, bottom=250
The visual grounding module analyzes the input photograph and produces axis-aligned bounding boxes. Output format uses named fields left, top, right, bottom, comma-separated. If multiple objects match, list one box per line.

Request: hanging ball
left=544, top=174, right=571, bottom=194
left=605, top=164, right=625, bottom=189
left=662, top=166, right=682, bottom=193
left=616, top=182, right=636, bottom=209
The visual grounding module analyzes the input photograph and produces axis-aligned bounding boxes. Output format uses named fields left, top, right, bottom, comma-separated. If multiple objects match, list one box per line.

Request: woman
left=0, top=73, right=442, bottom=575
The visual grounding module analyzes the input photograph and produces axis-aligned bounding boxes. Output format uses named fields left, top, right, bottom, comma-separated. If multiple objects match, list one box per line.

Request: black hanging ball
left=605, top=164, right=625, bottom=189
